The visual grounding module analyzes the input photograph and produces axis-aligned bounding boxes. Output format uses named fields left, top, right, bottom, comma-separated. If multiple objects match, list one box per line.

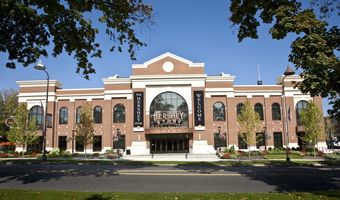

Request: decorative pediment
left=132, top=52, right=205, bottom=75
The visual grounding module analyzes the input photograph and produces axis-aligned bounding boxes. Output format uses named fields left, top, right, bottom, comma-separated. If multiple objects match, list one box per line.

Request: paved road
left=0, top=163, right=339, bottom=192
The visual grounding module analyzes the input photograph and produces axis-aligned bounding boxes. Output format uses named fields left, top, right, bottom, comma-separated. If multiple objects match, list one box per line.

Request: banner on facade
left=193, top=91, right=205, bottom=126
left=134, top=92, right=144, bottom=127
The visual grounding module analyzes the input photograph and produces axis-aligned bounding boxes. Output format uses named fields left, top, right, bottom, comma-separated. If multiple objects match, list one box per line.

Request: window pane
left=93, top=136, right=102, bottom=152
left=93, top=106, right=102, bottom=124
left=113, top=104, right=126, bottom=123
left=255, top=103, right=264, bottom=120
left=236, top=103, right=244, bottom=117
left=150, top=92, right=188, bottom=128
left=59, top=107, right=68, bottom=124
left=30, top=106, right=43, bottom=125
left=76, top=107, right=82, bottom=124
left=213, top=102, right=225, bottom=121
left=76, top=136, right=84, bottom=152
left=296, top=100, right=309, bottom=125
left=272, top=103, right=281, bottom=120
left=58, top=136, right=67, bottom=151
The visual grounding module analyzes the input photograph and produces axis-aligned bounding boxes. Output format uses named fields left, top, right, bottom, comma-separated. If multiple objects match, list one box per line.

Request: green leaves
left=299, top=101, right=325, bottom=147
left=237, top=100, right=261, bottom=150
left=0, top=0, right=153, bottom=79
left=229, top=0, right=340, bottom=120
left=75, top=103, right=95, bottom=151
left=7, top=104, right=39, bottom=153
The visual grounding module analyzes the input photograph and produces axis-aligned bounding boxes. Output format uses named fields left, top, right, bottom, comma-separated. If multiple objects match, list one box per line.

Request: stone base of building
left=192, top=140, right=215, bottom=154
left=129, top=141, right=148, bottom=155
left=287, top=143, right=299, bottom=149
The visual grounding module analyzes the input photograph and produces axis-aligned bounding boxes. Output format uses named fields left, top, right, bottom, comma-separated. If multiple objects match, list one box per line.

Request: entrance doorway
left=149, top=134, right=189, bottom=153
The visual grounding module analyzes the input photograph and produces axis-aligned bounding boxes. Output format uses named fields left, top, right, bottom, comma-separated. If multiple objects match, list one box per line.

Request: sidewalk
left=121, top=153, right=326, bottom=162
left=122, top=153, right=222, bottom=162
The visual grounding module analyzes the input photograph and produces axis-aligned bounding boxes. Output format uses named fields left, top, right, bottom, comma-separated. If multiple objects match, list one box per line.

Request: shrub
left=237, top=150, right=245, bottom=157
left=268, top=147, right=272, bottom=151
left=0, top=153, right=8, bottom=158
left=49, top=148, right=61, bottom=157
left=105, top=148, right=114, bottom=154
left=92, top=153, right=100, bottom=157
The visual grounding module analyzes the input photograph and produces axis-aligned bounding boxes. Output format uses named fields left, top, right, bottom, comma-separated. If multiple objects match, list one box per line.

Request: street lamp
left=114, top=128, right=121, bottom=159
left=34, top=60, right=49, bottom=160
left=282, top=65, right=295, bottom=162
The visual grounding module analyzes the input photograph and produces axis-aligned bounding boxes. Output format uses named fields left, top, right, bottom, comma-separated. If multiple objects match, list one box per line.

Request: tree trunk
left=84, top=139, right=87, bottom=158
left=313, top=141, right=316, bottom=158
left=22, top=143, right=25, bottom=157
left=248, top=144, right=250, bottom=159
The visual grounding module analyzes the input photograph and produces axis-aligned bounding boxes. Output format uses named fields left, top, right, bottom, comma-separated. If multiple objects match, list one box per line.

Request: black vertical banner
left=134, top=92, right=144, bottom=127
left=194, top=91, right=205, bottom=126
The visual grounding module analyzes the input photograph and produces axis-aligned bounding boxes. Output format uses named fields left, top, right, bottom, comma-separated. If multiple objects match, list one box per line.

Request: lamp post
left=114, top=128, right=121, bottom=159
left=262, top=127, right=267, bottom=151
left=34, top=60, right=49, bottom=160
left=282, top=65, right=295, bottom=162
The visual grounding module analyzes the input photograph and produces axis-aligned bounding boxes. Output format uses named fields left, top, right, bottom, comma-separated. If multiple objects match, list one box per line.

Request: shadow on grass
left=85, top=194, right=110, bottom=200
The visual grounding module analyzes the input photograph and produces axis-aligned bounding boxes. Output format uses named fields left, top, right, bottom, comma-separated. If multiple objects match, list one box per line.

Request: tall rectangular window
left=256, top=132, right=265, bottom=149
left=238, top=134, right=247, bottom=149
left=274, top=132, right=283, bottom=148
left=58, top=136, right=67, bottom=151
left=76, top=136, right=84, bottom=152
left=93, top=136, right=102, bottom=152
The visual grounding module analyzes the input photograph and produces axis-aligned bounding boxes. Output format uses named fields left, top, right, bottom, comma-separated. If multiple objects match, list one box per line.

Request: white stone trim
left=132, top=52, right=204, bottom=69
left=15, top=147, right=24, bottom=152
left=195, top=126, right=206, bottom=131
left=132, top=78, right=206, bottom=89
left=58, top=88, right=104, bottom=91
left=287, top=143, right=299, bottom=148
left=130, top=141, right=148, bottom=155
left=133, top=127, right=144, bottom=132
left=192, top=140, right=215, bottom=154
left=293, top=96, right=313, bottom=108
left=17, top=80, right=63, bottom=88
left=145, top=86, right=192, bottom=114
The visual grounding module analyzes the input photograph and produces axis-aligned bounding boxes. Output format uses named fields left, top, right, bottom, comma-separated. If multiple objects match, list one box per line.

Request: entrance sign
left=150, top=111, right=186, bottom=127
left=134, top=92, right=144, bottom=127
left=194, top=91, right=205, bottom=126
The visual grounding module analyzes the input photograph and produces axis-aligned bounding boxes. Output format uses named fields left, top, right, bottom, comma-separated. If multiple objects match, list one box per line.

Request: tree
left=324, top=116, right=339, bottom=142
left=76, top=103, right=95, bottom=157
left=0, top=89, right=18, bottom=141
left=0, top=0, right=153, bottom=79
left=237, top=100, right=261, bottom=158
left=300, top=101, right=325, bottom=157
left=229, top=0, right=340, bottom=120
left=7, top=103, right=39, bottom=156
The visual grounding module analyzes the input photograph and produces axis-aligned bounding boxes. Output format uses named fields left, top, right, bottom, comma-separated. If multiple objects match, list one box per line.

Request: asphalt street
left=0, top=163, right=339, bottom=192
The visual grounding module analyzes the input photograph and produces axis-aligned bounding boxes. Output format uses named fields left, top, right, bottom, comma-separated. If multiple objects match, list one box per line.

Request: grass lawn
left=1, top=158, right=340, bottom=167
left=264, top=153, right=303, bottom=159
left=0, top=189, right=339, bottom=200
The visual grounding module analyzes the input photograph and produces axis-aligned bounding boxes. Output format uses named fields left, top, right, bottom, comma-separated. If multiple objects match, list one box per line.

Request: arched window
left=296, top=100, right=309, bottom=124
left=150, top=92, right=188, bottom=128
left=30, top=105, right=43, bottom=125
left=93, top=106, right=102, bottom=124
left=76, top=106, right=83, bottom=124
left=236, top=103, right=245, bottom=117
left=254, top=103, right=264, bottom=120
left=272, top=103, right=281, bottom=120
left=59, top=107, right=68, bottom=124
left=213, top=102, right=225, bottom=121
left=113, top=104, right=125, bottom=123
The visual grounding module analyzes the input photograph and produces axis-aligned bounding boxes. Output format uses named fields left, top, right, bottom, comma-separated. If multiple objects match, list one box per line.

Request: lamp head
left=34, top=60, right=46, bottom=71
left=284, top=65, right=295, bottom=76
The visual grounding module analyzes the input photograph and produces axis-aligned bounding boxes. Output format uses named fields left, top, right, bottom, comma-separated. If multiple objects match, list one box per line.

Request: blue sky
left=0, top=0, right=338, bottom=114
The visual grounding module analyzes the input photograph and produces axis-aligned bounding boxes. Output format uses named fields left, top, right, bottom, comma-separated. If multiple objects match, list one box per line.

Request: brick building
left=16, top=52, right=326, bottom=154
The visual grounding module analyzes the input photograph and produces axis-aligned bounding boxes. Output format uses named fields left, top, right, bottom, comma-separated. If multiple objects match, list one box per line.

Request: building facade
left=16, top=52, right=326, bottom=154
